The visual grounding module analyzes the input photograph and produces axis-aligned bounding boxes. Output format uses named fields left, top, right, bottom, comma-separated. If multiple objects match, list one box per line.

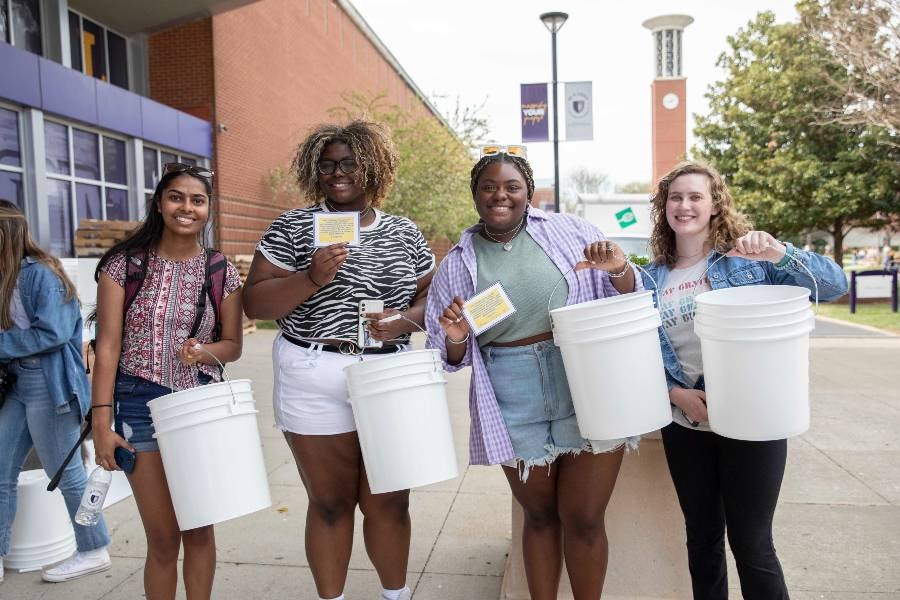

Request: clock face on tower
left=662, top=92, right=680, bottom=110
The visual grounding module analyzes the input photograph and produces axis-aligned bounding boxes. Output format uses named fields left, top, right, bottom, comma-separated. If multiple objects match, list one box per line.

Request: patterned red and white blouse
left=102, top=250, right=241, bottom=391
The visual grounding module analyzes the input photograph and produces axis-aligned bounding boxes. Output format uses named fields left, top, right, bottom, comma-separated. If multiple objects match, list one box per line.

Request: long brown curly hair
left=649, top=161, right=752, bottom=267
left=291, top=121, right=398, bottom=208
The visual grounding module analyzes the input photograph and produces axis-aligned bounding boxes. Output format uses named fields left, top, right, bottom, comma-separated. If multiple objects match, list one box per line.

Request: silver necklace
left=324, top=199, right=373, bottom=222
left=483, top=217, right=525, bottom=252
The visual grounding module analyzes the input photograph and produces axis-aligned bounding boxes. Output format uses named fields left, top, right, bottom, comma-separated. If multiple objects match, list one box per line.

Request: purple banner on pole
left=520, top=83, right=549, bottom=142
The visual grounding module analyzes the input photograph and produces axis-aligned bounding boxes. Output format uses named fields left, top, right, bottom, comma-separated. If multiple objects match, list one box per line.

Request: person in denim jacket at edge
left=641, top=162, right=848, bottom=600
left=0, top=200, right=112, bottom=585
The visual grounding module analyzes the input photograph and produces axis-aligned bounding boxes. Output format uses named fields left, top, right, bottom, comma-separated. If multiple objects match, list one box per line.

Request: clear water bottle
left=74, top=467, right=111, bottom=526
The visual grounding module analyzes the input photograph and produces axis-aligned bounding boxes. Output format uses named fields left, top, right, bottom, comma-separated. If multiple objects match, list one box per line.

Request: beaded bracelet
left=447, top=332, right=470, bottom=345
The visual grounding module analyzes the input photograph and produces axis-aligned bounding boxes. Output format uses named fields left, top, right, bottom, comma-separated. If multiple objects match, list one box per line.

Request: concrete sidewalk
left=3, top=328, right=899, bottom=599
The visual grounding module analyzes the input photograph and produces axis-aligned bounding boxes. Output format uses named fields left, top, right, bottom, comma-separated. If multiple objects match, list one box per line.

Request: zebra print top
left=256, top=204, right=435, bottom=343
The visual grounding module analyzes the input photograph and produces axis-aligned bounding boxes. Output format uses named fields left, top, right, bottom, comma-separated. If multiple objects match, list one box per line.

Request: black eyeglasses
left=317, top=158, right=359, bottom=176
left=163, top=162, right=214, bottom=179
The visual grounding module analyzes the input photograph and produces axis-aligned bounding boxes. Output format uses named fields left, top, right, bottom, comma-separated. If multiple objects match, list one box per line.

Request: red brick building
left=0, top=0, right=438, bottom=258
left=149, top=0, right=439, bottom=256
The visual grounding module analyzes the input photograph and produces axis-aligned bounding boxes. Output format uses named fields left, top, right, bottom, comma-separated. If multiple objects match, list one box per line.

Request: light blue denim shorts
left=481, top=340, right=625, bottom=479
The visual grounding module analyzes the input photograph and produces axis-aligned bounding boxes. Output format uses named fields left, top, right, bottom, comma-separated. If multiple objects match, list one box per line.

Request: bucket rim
left=349, top=379, right=447, bottom=401
left=695, top=304, right=812, bottom=320
left=552, top=311, right=661, bottom=337
left=554, top=319, right=661, bottom=345
left=693, top=310, right=813, bottom=330
left=549, top=290, right=654, bottom=317
left=153, top=408, right=259, bottom=436
left=147, top=379, right=253, bottom=410
left=695, top=319, right=814, bottom=342
left=695, top=285, right=810, bottom=308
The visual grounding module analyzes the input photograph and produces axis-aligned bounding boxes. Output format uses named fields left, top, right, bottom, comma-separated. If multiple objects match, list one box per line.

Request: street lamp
left=540, top=11, right=568, bottom=213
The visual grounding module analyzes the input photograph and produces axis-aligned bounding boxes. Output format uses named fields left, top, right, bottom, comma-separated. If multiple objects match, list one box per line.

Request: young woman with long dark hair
left=91, top=165, right=243, bottom=600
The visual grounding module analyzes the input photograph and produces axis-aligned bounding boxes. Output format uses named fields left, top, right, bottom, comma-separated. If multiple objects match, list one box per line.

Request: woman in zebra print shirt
left=244, top=121, right=433, bottom=600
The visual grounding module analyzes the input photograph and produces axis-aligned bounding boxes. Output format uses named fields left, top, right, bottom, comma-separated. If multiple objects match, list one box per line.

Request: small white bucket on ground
left=6, top=470, right=77, bottom=572
left=148, top=379, right=271, bottom=531
left=344, top=349, right=458, bottom=494
left=551, top=292, right=672, bottom=440
left=695, top=285, right=815, bottom=441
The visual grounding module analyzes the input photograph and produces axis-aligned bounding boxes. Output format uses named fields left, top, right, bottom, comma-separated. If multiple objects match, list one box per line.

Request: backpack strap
left=123, top=248, right=149, bottom=319
left=188, top=249, right=228, bottom=342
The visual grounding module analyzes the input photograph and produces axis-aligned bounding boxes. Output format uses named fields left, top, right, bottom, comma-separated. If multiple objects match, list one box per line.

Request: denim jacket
left=641, top=243, right=848, bottom=392
left=0, top=257, right=90, bottom=416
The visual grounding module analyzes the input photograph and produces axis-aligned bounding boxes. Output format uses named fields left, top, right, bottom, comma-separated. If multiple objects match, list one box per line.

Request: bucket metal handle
left=547, top=248, right=657, bottom=328
left=698, top=245, right=820, bottom=313
left=193, top=344, right=240, bottom=413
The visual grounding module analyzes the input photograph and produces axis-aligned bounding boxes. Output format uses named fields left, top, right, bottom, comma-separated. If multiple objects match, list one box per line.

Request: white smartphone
left=358, top=299, right=384, bottom=348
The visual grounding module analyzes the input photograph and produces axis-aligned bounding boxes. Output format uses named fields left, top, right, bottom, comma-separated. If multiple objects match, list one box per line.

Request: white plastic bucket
left=343, top=349, right=440, bottom=377
left=695, top=315, right=815, bottom=343
left=6, top=470, right=77, bottom=572
left=699, top=317, right=813, bottom=440
left=148, top=379, right=271, bottom=530
left=344, top=351, right=458, bottom=494
left=550, top=294, right=671, bottom=440
left=695, top=285, right=811, bottom=317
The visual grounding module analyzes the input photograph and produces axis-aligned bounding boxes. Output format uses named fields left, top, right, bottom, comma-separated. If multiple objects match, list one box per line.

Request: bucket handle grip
left=193, top=344, right=240, bottom=413
left=699, top=246, right=819, bottom=313
left=376, top=314, right=442, bottom=373
left=547, top=249, right=658, bottom=327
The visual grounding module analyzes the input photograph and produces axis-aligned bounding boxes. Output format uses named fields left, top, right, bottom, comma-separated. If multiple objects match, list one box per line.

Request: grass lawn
left=818, top=302, right=900, bottom=334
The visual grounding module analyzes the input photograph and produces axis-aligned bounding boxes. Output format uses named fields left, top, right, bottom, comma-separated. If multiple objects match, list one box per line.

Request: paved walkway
left=3, top=325, right=899, bottom=599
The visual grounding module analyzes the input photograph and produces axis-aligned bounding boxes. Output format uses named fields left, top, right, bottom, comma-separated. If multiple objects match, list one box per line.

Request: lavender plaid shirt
left=425, top=208, right=644, bottom=465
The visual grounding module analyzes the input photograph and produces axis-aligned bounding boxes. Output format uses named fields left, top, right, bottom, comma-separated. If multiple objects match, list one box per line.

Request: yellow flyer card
left=313, top=212, right=360, bottom=247
left=462, top=282, right=517, bottom=336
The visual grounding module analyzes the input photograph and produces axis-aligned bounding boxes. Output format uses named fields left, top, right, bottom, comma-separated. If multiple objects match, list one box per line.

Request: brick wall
left=148, top=19, right=215, bottom=122
left=209, top=0, right=432, bottom=256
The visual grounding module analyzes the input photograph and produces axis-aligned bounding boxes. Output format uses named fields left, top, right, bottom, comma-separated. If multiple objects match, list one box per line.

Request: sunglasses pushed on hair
left=163, top=162, right=214, bottom=179
left=480, top=144, right=528, bottom=159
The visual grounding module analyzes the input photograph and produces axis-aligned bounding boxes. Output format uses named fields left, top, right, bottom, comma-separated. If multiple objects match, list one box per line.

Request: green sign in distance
left=615, top=207, right=637, bottom=229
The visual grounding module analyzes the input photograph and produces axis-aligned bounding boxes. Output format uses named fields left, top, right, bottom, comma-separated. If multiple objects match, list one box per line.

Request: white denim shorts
left=272, top=333, right=407, bottom=435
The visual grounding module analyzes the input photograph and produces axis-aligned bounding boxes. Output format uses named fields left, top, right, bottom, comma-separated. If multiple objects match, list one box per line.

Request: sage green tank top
left=472, top=229, right=568, bottom=347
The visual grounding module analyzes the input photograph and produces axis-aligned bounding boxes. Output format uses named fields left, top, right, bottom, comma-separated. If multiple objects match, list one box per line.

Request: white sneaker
left=41, top=548, right=111, bottom=583
left=382, top=588, right=412, bottom=600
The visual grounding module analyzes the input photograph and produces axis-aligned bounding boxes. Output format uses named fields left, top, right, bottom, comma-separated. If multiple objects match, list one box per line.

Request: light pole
left=540, top=11, right=568, bottom=213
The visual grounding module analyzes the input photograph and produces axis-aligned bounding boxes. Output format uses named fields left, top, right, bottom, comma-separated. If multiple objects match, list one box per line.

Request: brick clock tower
left=642, top=14, right=693, bottom=184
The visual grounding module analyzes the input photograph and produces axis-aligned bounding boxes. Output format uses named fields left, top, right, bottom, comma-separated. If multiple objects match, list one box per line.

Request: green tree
left=329, top=91, right=480, bottom=242
left=615, top=181, right=652, bottom=194
left=693, top=11, right=899, bottom=265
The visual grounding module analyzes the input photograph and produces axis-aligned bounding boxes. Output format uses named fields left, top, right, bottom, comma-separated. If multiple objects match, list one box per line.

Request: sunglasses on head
left=317, top=158, right=359, bottom=176
left=480, top=144, right=528, bottom=159
left=162, top=162, right=214, bottom=179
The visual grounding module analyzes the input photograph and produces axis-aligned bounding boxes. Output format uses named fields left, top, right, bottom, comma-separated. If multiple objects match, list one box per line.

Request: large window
left=142, top=146, right=199, bottom=203
left=0, top=106, right=24, bottom=208
left=68, top=10, right=128, bottom=89
left=1, top=0, right=42, bottom=54
left=44, top=120, right=129, bottom=256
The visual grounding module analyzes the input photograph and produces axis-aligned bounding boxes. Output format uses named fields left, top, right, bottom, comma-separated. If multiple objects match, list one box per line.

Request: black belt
left=282, top=333, right=403, bottom=355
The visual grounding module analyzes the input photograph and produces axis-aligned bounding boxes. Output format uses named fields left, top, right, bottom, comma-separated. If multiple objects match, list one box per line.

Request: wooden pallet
left=74, top=219, right=141, bottom=257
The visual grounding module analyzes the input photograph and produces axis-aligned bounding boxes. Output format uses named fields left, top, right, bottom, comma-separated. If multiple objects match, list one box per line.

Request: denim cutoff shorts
left=481, top=340, right=626, bottom=480
left=114, top=371, right=212, bottom=452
